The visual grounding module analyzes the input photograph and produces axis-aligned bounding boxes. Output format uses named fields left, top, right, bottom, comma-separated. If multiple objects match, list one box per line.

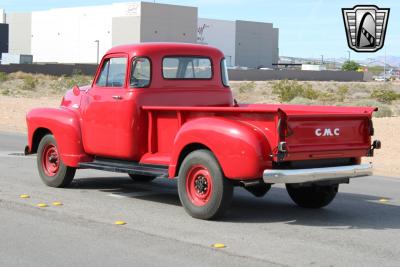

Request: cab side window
left=130, top=57, right=151, bottom=88
left=96, top=57, right=127, bottom=87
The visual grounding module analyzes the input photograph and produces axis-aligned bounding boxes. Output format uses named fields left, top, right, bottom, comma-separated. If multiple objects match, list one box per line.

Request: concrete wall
left=197, top=18, right=236, bottom=67
left=0, top=63, right=366, bottom=82
left=6, top=13, right=31, bottom=55
left=140, top=2, right=197, bottom=43
left=229, top=69, right=365, bottom=82
left=112, top=16, right=141, bottom=46
left=0, top=63, right=98, bottom=76
left=235, top=20, right=276, bottom=68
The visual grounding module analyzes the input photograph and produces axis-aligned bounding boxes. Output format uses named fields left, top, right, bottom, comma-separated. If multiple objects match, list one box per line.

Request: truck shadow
left=71, top=176, right=400, bottom=230
left=227, top=189, right=400, bottom=229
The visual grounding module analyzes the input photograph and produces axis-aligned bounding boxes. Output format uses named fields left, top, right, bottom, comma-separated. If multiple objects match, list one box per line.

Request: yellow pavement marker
left=37, top=203, right=48, bottom=208
left=20, top=194, right=30, bottom=199
left=114, top=221, right=127, bottom=225
left=52, top=201, right=63, bottom=206
left=211, top=243, right=226, bottom=248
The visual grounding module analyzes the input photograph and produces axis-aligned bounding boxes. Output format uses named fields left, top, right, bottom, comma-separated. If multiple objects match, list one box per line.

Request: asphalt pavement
left=0, top=132, right=399, bottom=267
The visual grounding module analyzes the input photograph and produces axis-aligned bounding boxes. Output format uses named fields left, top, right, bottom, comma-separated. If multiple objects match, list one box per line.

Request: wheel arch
left=26, top=107, right=91, bottom=167
left=169, top=117, right=272, bottom=180
left=173, top=143, right=213, bottom=177
left=30, top=127, right=53, bottom=154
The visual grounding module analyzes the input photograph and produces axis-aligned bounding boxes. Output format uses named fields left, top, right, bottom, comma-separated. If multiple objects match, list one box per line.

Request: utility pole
left=320, top=55, right=324, bottom=65
left=94, top=40, right=100, bottom=65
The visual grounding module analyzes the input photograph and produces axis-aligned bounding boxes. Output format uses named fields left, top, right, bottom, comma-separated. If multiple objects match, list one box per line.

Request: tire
left=128, top=174, right=156, bottom=182
left=286, top=183, right=338, bottom=209
left=37, top=134, right=76, bottom=188
left=177, top=149, right=233, bottom=220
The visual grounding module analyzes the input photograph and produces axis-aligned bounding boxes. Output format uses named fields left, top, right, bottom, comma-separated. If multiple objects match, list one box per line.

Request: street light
left=94, top=40, right=100, bottom=64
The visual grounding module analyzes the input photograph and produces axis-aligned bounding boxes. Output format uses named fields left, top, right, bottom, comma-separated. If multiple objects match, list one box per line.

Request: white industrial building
left=0, top=2, right=279, bottom=68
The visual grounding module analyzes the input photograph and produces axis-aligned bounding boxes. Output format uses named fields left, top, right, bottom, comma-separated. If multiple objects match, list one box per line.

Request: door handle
left=112, top=95, right=122, bottom=100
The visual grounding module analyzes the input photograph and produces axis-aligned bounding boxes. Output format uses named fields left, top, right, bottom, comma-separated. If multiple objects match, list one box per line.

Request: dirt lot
left=0, top=93, right=398, bottom=177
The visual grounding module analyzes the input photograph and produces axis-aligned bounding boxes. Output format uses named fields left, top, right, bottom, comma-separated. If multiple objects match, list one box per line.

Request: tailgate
left=278, top=108, right=375, bottom=161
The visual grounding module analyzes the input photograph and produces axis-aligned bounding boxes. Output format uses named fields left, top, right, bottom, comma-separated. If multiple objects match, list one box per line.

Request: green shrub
left=370, top=88, right=399, bottom=104
left=238, top=81, right=256, bottom=93
left=354, top=99, right=392, bottom=118
left=22, top=76, right=37, bottom=90
left=65, top=74, right=92, bottom=88
left=0, top=72, right=8, bottom=82
left=341, top=60, right=360, bottom=71
left=337, top=85, right=349, bottom=102
left=302, top=84, right=319, bottom=100
left=289, top=97, right=315, bottom=105
left=1, top=89, right=11, bottom=96
left=272, top=80, right=320, bottom=102
left=317, top=92, right=337, bottom=103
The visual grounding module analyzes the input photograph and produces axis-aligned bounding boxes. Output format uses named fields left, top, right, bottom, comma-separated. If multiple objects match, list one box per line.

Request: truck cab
left=26, top=43, right=380, bottom=220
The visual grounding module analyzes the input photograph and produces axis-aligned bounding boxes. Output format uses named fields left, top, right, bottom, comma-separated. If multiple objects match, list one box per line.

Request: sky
left=1, top=0, right=399, bottom=60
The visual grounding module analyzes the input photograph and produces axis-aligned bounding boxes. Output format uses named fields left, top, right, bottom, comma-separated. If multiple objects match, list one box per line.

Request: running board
left=79, top=158, right=169, bottom=178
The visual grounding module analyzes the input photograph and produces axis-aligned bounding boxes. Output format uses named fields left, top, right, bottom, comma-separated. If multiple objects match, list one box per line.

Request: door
left=81, top=54, right=130, bottom=158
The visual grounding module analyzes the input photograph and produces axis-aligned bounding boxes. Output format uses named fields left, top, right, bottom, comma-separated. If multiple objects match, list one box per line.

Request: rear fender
left=26, top=107, right=91, bottom=167
left=170, top=117, right=272, bottom=180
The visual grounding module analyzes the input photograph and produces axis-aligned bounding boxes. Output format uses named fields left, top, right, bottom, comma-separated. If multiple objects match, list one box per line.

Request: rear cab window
left=130, top=57, right=151, bottom=88
left=221, top=58, right=230, bottom=87
left=163, top=57, right=212, bottom=79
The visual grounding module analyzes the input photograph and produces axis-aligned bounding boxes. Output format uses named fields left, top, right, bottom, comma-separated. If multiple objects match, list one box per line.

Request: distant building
left=1, top=2, right=279, bottom=67
left=198, top=18, right=279, bottom=68
left=0, top=9, right=8, bottom=61
left=301, top=64, right=327, bottom=71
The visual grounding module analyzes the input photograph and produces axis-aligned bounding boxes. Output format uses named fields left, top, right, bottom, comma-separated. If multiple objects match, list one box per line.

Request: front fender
left=26, top=107, right=91, bottom=167
left=170, top=117, right=272, bottom=180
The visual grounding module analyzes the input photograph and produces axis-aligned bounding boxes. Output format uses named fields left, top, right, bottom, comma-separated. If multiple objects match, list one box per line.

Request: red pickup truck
left=26, top=43, right=380, bottom=219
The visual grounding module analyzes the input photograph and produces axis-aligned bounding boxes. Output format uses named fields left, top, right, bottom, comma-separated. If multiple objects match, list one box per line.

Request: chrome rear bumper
left=263, top=163, right=372, bottom=184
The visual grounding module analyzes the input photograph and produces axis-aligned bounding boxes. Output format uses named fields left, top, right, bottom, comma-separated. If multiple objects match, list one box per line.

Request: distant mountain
left=281, top=55, right=400, bottom=68
left=372, top=56, right=400, bottom=67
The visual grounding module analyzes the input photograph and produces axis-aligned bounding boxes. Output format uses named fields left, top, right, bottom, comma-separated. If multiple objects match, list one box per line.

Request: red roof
left=106, top=42, right=224, bottom=58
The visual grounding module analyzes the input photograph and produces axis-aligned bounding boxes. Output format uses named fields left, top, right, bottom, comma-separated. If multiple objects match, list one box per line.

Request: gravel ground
left=0, top=95, right=398, bottom=177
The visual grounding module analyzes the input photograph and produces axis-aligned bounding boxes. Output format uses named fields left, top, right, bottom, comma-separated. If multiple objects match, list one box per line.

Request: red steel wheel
left=41, top=144, right=60, bottom=177
left=186, top=165, right=213, bottom=206
left=37, top=134, right=76, bottom=188
left=178, top=149, right=233, bottom=220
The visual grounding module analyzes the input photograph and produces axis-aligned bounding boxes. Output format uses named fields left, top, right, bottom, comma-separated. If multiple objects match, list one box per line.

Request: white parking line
left=107, top=191, right=162, bottom=198
left=107, top=186, right=177, bottom=199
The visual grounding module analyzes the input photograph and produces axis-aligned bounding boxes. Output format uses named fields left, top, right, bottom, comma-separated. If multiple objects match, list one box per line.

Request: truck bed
left=139, top=104, right=376, bottom=167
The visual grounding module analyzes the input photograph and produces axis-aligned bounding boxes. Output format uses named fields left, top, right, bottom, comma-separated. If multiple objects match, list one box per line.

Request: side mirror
left=72, top=85, right=80, bottom=96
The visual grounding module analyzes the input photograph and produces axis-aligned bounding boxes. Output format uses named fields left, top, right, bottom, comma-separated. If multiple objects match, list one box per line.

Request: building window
left=130, top=57, right=151, bottom=88
left=96, top=57, right=127, bottom=87
left=162, top=57, right=212, bottom=79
